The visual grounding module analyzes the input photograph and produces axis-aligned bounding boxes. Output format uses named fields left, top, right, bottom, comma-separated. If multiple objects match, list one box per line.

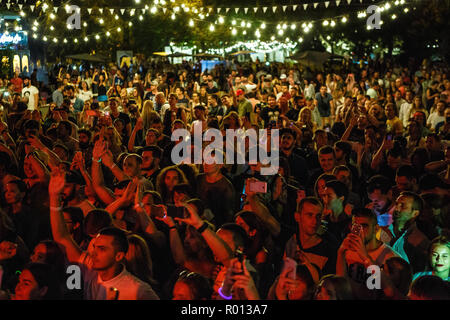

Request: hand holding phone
left=247, top=179, right=267, bottom=194
left=351, top=223, right=362, bottom=237
left=282, top=257, right=297, bottom=280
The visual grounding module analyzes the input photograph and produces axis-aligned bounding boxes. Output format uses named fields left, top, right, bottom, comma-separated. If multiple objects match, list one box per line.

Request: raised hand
left=231, top=260, right=260, bottom=300
left=49, top=168, right=66, bottom=196
left=174, top=201, right=202, bottom=228
left=0, top=241, right=17, bottom=260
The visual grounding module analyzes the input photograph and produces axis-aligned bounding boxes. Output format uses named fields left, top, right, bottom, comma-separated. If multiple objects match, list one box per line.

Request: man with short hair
left=139, top=145, right=162, bottom=186
left=382, top=191, right=430, bottom=274
left=284, top=197, right=339, bottom=276
left=22, top=76, right=39, bottom=110
left=279, top=128, right=309, bottom=186
left=259, top=94, right=279, bottom=128
left=154, top=92, right=170, bottom=117
left=366, top=175, right=395, bottom=228
left=63, top=85, right=84, bottom=114
left=390, top=165, right=418, bottom=202
left=52, top=81, right=65, bottom=107
left=61, top=170, right=96, bottom=217
left=315, top=85, right=334, bottom=127
left=49, top=171, right=159, bottom=300
left=337, top=208, right=399, bottom=299
left=236, top=89, right=253, bottom=121
left=308, top=145, right=336, bottom=192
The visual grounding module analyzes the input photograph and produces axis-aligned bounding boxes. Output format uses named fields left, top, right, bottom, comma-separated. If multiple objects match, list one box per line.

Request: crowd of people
left=0, top=55, right=449, bottom=300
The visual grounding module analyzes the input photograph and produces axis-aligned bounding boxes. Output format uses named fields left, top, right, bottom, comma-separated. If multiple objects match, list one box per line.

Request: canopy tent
left=166, top=52, right=192, bottom=58
left=65, top=53, right=108, bottom=62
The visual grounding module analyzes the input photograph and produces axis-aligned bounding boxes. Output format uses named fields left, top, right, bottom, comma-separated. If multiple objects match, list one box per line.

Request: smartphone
left=151, top=205, right=166, bottom=218
left=104, top=111, right=110, bottom=116
left=166, top=204, right=184, bottom=219
left=282, top=257, right=298, bottom=280
left=351, top=223, right=362, bottom=236
left=233, top=250, right=245, bottom=275
left=386, top=133, right=393, bottom=141
left=248, top=180, right=267, bottom=193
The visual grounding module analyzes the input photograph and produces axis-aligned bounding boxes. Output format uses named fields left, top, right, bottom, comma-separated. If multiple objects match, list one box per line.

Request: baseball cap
left=265, top=74, right=273, bottom=81
left=280, top=74, right=287, bottom=80
left=236, top=89, right=245, bottom=96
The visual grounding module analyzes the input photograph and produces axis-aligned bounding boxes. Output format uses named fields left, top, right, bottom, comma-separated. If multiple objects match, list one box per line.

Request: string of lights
left=0, top=0, right=415, bottom=45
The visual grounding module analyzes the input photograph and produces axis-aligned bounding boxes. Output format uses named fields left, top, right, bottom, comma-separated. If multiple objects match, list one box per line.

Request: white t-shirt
left=399, top=102, right=413, bottom=127
left=345, top=243, right=399, bottom=299
left=427, top=112, right=445, bottom=130
left=22, top=85, right=39, bottom=110
left=77, top=90, right=93, bottom=102
left=79, top=252, right=159, bottom=300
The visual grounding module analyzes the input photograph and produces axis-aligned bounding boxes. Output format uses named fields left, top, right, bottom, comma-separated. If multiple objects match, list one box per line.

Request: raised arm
left=244, top=179, right=281, bottom=237
left=48, top=169, right=83, bottom=262
left=128, top=117, right=144, bottom=152
left=28, top=135, right=61, bottom=171
left=176, top=202, right=234, bottom=267
left=133, top=181, right=166, bottom=247
left=91, top=139, right=116, bottom=205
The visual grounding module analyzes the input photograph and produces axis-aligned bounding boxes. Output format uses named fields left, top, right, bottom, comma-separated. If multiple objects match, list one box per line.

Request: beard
left=79, top=142, right=90, bottom=150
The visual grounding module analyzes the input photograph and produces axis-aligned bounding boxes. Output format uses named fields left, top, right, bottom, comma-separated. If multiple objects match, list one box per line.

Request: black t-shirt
left=286, top=108, right=300, bottom=122
left=196, top=173, right=236, bottom=227
left=260, top=106, right=280, bottom=127
left=111, top=112, right=131, bottom=127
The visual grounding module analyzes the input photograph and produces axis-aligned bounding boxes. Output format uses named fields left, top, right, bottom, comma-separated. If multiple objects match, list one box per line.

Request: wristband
left=50, top=206, right=63, bottom=211
left=196, top=222, right=208, bottom=234
left=169, top=225, right=177, bottom=230
left=134, top=203, right=143, bottom=210
left=111, top=163, right=117, bottom=169
left=93, top=157, right=102, bottom=163
left=218, top=286, right=232, bottom=300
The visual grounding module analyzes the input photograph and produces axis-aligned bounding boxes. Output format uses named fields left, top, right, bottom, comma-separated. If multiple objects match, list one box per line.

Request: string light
left=209, top=24, right=215, bottom=32
left=189, top=19, right=194, bottom=27
left=218, top=16, right=224, bottom=24
left=151, top=6, right=157, bottom=14
left=261, top=23, right=266, bottom=29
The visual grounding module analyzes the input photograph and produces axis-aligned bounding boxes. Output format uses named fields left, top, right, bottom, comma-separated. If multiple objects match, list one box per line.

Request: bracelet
left=93, top=157, right=102, bottom=163
left=50, top=206, right=63, bottom=211
left=169, top=225, right=177, bottom=230
left=196, top=222, right=208, bottom=234
left=111, top=163, right=117, bottom=169
left=218, top=286, right=232, bottom=300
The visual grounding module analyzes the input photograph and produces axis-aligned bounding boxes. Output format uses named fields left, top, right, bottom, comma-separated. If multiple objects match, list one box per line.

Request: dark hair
left=140, top=145, right=163, bottom=159
left=6, top=179, right=27, bottom=193
left=334, top=141, right=352, bottom=158
left=317, top=275, right=353, bottom=300
left=399, top=191, right=424, bottom=212
left=219, top=223, right=250, bottom=252
left=176, top=270, right=213, bottom=300
left=58, top=120, right=72, bottom=135
left=126, top=234, right=157, bottom=287
left=143, top=190, right=162, bottom=205
left=325, top=180, right=349, bottom=204
left=367, top=175, right=392, bottom=194
left=297, top=197, right=323, bottom=214
left=384, top=256, right=412, bottom=296
left=293, top=264, right=317, bottom=300
left=84, top=209, right=113, bottom=237
left=98, top=227, right=129, bottom=254
left=352, top=207, right=378, bottom=225
left=318, top=145, right=334, bottom=156
left=34, top=240, right=67, bottom=283
left=409, top=275, right=450, bottom=300
left=395, top=164, right=416, bottom=180
left=78, top=129, right=92, bottom=139
left=22, top=263, right=63, bottom=300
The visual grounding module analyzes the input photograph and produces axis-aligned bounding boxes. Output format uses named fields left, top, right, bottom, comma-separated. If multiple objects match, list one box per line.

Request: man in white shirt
left=48, top=172, right=159, bottom=300
left=22, top=76, right=39, bottom=110
left=399, top=91, right=414, bottom=127
left=337, top=208, right=399, bottom=299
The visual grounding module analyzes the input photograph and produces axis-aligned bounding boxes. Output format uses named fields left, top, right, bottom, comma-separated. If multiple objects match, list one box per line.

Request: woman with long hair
left=125, top=234, right=159, bottom=292
left=155, top=166, right=188, bottom=205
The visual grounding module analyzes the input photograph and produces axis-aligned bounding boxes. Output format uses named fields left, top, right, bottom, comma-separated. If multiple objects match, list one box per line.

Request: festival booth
left=0, top=14, right=30, bottom=76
